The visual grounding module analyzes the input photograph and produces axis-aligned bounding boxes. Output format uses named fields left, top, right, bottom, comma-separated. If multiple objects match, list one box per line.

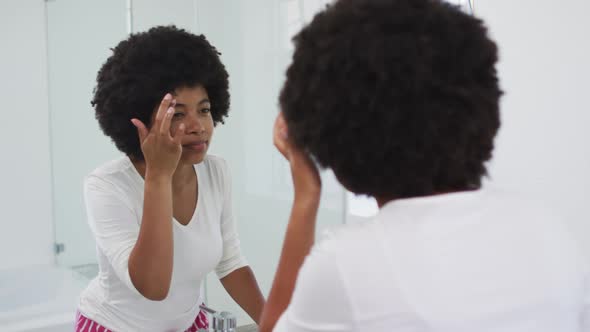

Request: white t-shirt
left=78, top=155, right=247, bottom=332
left=274, top=188, right=590, bottom=332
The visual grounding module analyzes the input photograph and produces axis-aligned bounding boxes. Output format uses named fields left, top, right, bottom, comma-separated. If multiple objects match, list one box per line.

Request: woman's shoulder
left=88, top=156, right=134, bottom=177
left=198, top=154, right=230, bottom=181
left=85, top=156, right=139, bottom=193
left=314, top=221, right=380, bottom=258
left=201, top=154, right=228, bottom=170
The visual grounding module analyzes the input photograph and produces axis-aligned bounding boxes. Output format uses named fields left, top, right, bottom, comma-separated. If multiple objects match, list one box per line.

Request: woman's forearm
left=259, top=195, right=320, bottom=332
left=221, top=266, right=266, bottom=323
left=128, top=172, right=174, bottom=301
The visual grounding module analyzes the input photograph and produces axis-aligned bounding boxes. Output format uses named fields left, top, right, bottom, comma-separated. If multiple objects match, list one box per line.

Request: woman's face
left=154, top=85, right=214, bottom=165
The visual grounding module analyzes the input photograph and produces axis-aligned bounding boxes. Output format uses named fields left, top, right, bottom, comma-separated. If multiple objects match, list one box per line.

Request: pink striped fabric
left=74, top=305, right=209, bottom=332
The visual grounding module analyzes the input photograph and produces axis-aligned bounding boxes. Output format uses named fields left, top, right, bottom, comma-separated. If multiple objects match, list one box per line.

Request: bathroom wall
left=478, top=0, right=590, bottom=252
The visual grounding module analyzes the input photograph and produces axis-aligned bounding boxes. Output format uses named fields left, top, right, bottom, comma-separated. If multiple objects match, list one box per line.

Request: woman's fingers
left=160, top=106, right=175, bottom=137
left=173, top=123, right=186, bottom=145
left=273, top=112, right=322, bottom=192
left=153, top=93, right=173, bottom=133
left=131, top=118, right=149, bottom=143
left=273, top=112, right=290, bottom=159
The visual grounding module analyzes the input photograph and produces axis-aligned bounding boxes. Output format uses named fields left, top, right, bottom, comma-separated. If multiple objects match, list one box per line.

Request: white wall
left=478, top=0, right=590, bottom=250
left=132, top=0, right=195, bottom=33
left=0, top=0, right=55, bottom=270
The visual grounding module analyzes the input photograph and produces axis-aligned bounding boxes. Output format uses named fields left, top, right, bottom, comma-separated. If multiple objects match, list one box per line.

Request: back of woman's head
left=280, top=0, right=502, bottom=198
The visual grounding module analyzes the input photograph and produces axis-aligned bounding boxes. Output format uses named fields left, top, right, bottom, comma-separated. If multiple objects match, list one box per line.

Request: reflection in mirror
left=1, top=0, right=346, bottom=330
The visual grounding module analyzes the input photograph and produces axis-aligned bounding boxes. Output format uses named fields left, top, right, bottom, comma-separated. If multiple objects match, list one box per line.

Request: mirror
left=46, top=0, right=479, bottom=324
left=45, top=0, right=345, bottom=326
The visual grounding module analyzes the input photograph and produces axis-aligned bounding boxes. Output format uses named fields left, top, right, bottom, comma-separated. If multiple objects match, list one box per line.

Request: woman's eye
left=201, top=108, right=211, bottom=114
left=173, top=112, right=185, bottom=119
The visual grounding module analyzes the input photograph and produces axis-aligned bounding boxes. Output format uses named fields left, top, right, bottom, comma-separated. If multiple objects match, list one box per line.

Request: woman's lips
left=182, top=141, right=207, bottom=152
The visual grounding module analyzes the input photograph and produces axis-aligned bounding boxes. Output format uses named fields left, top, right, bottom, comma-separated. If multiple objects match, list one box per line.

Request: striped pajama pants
left=74, top=306, right=209, bottom=332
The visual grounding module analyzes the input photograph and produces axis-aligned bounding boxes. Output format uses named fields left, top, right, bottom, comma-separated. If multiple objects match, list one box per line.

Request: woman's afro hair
left=280, top=0, right=502, bottom=198
left=91, top=25, right=229, bottom=160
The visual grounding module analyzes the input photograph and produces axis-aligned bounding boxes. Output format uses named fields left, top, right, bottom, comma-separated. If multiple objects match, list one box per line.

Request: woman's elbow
left=130, top=274, right=171, bottom=301
left=129, top=265, right=172, bottom=301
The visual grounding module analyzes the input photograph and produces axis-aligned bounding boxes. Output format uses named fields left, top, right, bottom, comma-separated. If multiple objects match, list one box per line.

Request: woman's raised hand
left=273, top=112, right=321, bottom=197
left=131, top=93, right=185, bottom=178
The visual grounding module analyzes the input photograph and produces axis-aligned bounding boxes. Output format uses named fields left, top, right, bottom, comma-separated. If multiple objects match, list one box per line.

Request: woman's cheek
left=170, top=121, right=181, bottom=135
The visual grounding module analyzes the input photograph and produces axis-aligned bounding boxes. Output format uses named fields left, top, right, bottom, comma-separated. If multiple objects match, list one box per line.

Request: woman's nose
left=184, top=113, right=205, bottom=134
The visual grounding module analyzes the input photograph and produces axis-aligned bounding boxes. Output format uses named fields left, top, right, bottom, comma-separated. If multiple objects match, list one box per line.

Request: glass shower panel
left=46, top=0, right=127, bottom=270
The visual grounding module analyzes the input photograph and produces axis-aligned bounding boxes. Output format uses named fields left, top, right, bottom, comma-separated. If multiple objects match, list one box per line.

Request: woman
left=259, top=0, right=590, bottom=331
left=76, top=26, right=264, bottom=332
